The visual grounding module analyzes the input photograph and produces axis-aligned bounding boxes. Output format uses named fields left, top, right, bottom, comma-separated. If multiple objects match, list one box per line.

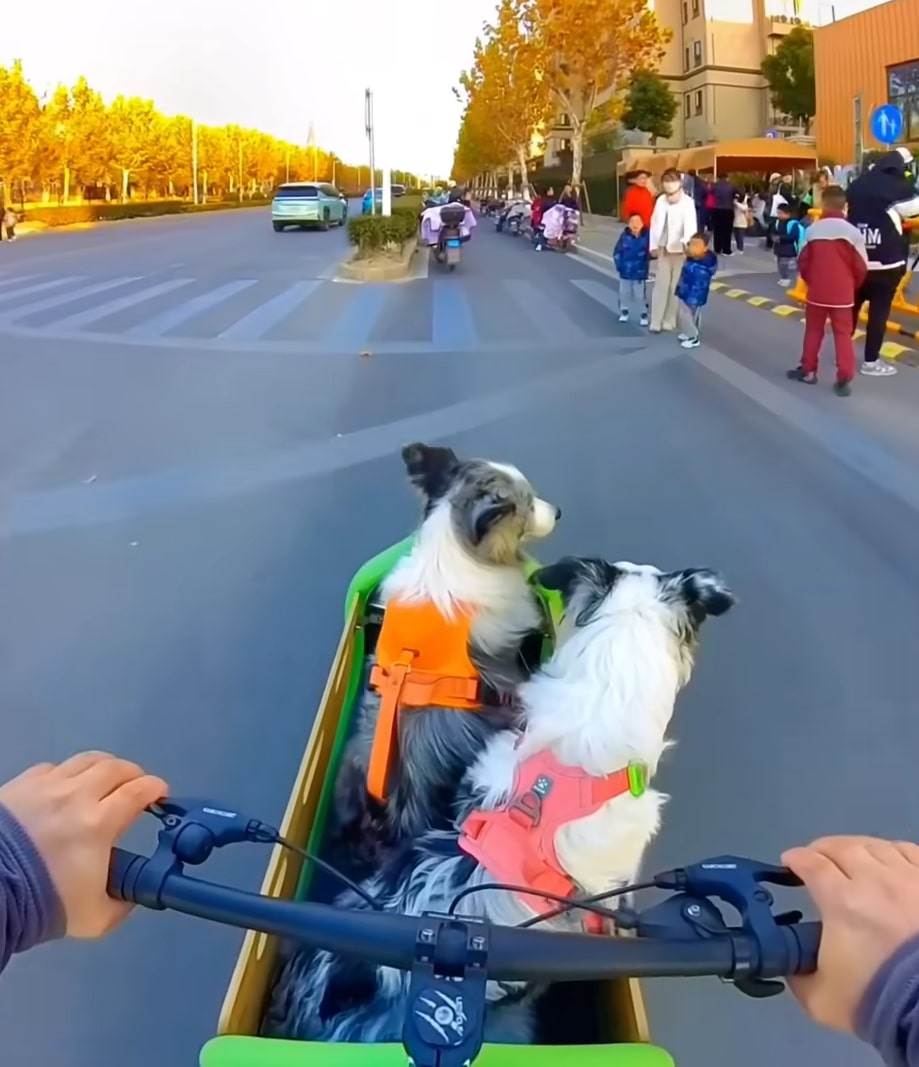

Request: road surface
left=2, top=206, right=919, bottom=1067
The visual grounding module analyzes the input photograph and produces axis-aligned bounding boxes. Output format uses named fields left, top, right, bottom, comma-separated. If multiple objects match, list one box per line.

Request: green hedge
left=23, top=198, right=270, bottom=228
left=347, top=210, right=418, bottom=254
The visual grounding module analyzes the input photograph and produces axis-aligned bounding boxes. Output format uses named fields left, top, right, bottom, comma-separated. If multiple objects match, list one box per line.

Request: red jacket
left=798, top=211, right=868, bottom=307
left=621, top=184, right=654, bottom=229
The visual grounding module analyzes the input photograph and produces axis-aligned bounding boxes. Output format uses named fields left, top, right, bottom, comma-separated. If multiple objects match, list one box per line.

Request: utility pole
left=238, top=139, right=243, bottom=202
left=286, top=148, right=290, bottom=183
left=365, top=88, right=377, bottom=215
left=191, top=119, right=199, bottom=205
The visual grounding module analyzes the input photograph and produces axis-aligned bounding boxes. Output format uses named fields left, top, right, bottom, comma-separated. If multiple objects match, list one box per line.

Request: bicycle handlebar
left=108, top=798, right=821, bottom=995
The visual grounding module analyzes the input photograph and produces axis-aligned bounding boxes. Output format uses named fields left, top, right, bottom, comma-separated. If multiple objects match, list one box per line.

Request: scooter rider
left=846, top=146, right=919, bottom=378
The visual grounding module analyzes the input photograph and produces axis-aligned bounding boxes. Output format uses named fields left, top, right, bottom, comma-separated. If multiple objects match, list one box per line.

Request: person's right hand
left=0, top=752, right=167, bottom=939
left=782, top=836, right=919, bottom=1033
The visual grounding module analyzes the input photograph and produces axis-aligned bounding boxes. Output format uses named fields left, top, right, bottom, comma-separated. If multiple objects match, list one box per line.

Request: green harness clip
left=627, top=761, right=648, bottom=798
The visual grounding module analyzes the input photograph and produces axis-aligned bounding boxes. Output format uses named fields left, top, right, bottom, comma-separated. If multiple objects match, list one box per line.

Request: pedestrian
left=674, top=232, right=718, bottom=350
left=613, top=212, right=650, bottom=326
left=559, top=183, right=579, bottom=210
left=765, top=172, right=792, bottom=249
left=709, top=174, right=737, bottom=256
left=787, top=184, right=868, bottom=397
left=648, top=168, right=698, bottom=334
left=846, top=146, right=919, bottom=379
left=773, top=201, right=804, bottom=287
left=733, top=189, right=750, bottom=253
left=620, top=169, right=654, bottom=230
left=3, top=206, right=18, bottom=241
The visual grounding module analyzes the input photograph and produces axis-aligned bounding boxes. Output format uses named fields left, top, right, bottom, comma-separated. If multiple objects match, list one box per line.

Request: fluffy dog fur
left=265, top=555, right=735, bottom=1044
left=331, top=443, right=560, bottom=866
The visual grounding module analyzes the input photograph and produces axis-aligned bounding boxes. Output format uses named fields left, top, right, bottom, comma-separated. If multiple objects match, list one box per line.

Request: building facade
left=540, top=0, right=809, bottom=167
left=814, top=0, right=919, bottom=165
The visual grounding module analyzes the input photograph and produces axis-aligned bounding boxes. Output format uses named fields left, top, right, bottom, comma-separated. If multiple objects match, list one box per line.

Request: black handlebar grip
left=786, top=921, right=821, bottom=975
left=108, top=848, right=145, bottom=903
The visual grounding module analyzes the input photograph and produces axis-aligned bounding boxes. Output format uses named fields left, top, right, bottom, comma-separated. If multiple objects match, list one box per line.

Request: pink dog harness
left=458, top=749, right=648, bottom=933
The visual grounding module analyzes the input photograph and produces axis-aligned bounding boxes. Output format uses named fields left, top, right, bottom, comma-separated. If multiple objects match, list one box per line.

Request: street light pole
left=238, top=139, right=243, bottom=202
left=286, top=148, right=290, bottom=183
left=365, top=88, right=377, bottom=215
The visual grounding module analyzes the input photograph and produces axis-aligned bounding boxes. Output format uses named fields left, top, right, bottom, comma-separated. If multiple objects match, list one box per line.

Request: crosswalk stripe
left=0, top=276, right=82, bottom=304
left=1, top=277, right=143, bottom=323
left=431, top=280, right=477, bottom=348
left=217, top=280, right=320, bottom=340
left=570, top=278, right=620, bottom=314
left=126, top=280, right=257, bottom=339
left=321, top=284, right=389, bottom=348
left=0, top=273, right=41, bottom=292
left=50, top=279, right=195, bottom=329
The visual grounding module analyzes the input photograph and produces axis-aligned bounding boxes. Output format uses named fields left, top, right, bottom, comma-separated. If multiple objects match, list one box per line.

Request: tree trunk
left=121, top=167, right=129, bottom=202
left=507, top=162, right=515, bottom=198
left=570, top=125, right=584, bottom=187
left=516, top=145, right=530, bottom=200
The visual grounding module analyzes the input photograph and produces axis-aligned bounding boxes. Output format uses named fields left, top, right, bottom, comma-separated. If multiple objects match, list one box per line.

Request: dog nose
left=554, top=506, right=562, bottom=520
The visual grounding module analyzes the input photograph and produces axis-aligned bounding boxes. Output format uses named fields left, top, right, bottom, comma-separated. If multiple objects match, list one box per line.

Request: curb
left=708, top=280, right=917, bottom=364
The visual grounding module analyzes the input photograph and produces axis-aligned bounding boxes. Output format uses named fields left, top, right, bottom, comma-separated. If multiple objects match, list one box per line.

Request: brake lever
left=145, top=797, right=278, bottom=864
left=649, top=856, right=806, bottom=998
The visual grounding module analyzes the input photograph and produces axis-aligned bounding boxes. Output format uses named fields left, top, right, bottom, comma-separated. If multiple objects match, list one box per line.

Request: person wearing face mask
left=648, top=169, right=699, bottom=333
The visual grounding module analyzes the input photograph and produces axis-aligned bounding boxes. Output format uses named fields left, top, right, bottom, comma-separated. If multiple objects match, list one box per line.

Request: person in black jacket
left=846, top=147, right=919, bottom=377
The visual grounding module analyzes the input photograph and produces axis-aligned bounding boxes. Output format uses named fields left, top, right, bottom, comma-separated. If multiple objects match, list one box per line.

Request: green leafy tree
left=761, top=26, right=815, bottom=133
left=621, top=70, right=677, bottom=145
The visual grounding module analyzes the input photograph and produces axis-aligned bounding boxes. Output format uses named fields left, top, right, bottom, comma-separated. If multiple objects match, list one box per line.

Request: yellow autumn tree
left=514, top=0, right=672, bottom=186
left=0, top=61, right=422, bottom=205
left=452, top=93, right=505, bottom=190
left=459, top=0, right=553, bottom=193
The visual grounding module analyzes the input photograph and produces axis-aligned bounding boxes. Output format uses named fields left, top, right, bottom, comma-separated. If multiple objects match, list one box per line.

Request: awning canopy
left=677, top=138, right=818, bottom=175
left=618, top=151, right=680, bottom=177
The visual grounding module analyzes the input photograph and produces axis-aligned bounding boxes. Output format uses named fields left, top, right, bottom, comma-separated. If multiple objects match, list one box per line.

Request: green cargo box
left=201, top=537, right=673, bottom=1067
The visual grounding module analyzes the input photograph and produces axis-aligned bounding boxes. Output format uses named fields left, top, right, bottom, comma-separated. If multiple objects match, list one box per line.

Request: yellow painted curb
left=705, top=277, right=919, bottom=364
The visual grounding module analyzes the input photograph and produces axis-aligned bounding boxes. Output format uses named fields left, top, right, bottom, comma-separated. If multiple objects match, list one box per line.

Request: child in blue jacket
left=613, top=213, right=650, bottom=326
left=674, top=232, right=718, bottom=349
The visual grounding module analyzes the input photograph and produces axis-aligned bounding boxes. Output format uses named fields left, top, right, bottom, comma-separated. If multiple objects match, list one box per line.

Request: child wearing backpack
left=774, top=201, right=803, bottom=287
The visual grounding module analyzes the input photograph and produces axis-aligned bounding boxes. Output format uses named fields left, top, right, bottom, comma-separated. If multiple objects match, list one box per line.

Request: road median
left=13, top=197, right=271, bottom=237
left=341, top=199, right=422, bottom=282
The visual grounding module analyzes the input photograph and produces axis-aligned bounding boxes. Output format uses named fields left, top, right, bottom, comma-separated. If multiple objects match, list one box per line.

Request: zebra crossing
left=0, top=265, right=632, bottom=355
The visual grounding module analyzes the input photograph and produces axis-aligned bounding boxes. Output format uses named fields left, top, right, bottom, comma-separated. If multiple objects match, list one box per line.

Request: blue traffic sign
left=869, top=104, right=904, bottom=145
left=765, top=129, right=778, bottom=139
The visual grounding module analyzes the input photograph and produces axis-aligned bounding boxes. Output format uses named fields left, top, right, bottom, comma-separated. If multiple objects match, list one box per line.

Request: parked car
left=361, top=185, right=406, bottom=214
left=272, top=182, right=347, bottom=231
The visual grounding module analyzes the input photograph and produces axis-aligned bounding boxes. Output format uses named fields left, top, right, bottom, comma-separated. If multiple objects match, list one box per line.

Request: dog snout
left=529, top=497, right=560, bottom=538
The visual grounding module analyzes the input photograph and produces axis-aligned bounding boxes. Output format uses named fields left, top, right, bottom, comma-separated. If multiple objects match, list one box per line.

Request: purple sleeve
left=857, top=934, right=919, bottom=1067
left=0, top=803, right=65, bottom=973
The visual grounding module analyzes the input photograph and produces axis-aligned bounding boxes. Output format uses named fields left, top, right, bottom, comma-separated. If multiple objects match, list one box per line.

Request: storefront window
left=887, top=59, right=919, bottom=141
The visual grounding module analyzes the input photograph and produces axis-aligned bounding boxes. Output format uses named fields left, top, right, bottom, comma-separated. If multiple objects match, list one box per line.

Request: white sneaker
left=618, top=310, right=629, bottom=323
left=639, top=312, right=649, bottom=327
left=680, top=336, right=700, bottom=349
left=777, top=279, right=791, bottom=288
left=860, top=360, right=898, bottom=377
left=677, top=333, right=689, bottom=342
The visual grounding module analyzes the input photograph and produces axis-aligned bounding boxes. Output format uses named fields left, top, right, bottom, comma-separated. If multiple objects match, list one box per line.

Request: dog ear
left=469, top=497, right=516, bottom=544
left=533, top=557, right=619, bottom=624
left=662, top=568, right=735, bottom=619
left=401, top=443, right=459, bottom=498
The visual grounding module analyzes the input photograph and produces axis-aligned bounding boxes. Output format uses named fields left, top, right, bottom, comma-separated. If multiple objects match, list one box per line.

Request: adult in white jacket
left=648, top=168, right=699, bottom=332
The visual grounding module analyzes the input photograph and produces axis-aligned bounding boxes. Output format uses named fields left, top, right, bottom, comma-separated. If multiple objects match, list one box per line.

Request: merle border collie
left=330, top=442, right=560, bottom=866
left=265, top=555, right=735, bottom=1045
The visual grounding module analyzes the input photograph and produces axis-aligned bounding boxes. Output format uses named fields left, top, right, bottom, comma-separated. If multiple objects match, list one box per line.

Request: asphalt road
left=2, top=206, right=919, bottom=1067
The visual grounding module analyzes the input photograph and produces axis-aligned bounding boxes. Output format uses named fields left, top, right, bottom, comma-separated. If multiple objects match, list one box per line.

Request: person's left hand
left=0, top=752, right=167, bottom=938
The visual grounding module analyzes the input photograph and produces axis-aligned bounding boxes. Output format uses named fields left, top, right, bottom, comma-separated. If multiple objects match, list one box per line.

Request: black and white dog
left=331, top=442, right=560, bottom=866
left=265, top=555, right=735, bottom=1044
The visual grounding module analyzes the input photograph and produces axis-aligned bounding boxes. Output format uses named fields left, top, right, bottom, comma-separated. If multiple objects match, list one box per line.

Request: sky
left=4, top=0, right=894, bottom=178
left=5, top=0, right=502, bottom=178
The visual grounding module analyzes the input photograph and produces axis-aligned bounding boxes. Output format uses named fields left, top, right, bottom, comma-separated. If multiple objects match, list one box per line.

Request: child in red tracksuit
left=787, top=185, right=868, bottom=397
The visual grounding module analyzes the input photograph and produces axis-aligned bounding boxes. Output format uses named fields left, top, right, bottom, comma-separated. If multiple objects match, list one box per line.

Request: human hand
left=0, top=752, right=166, bottom=939
left=782, top=836, right=919, bottom=1032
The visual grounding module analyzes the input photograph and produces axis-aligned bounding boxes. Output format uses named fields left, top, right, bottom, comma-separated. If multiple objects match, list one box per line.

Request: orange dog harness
left=459, top=749, right=648, bottom=933
left=367, top=599, right=486, bottom=802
